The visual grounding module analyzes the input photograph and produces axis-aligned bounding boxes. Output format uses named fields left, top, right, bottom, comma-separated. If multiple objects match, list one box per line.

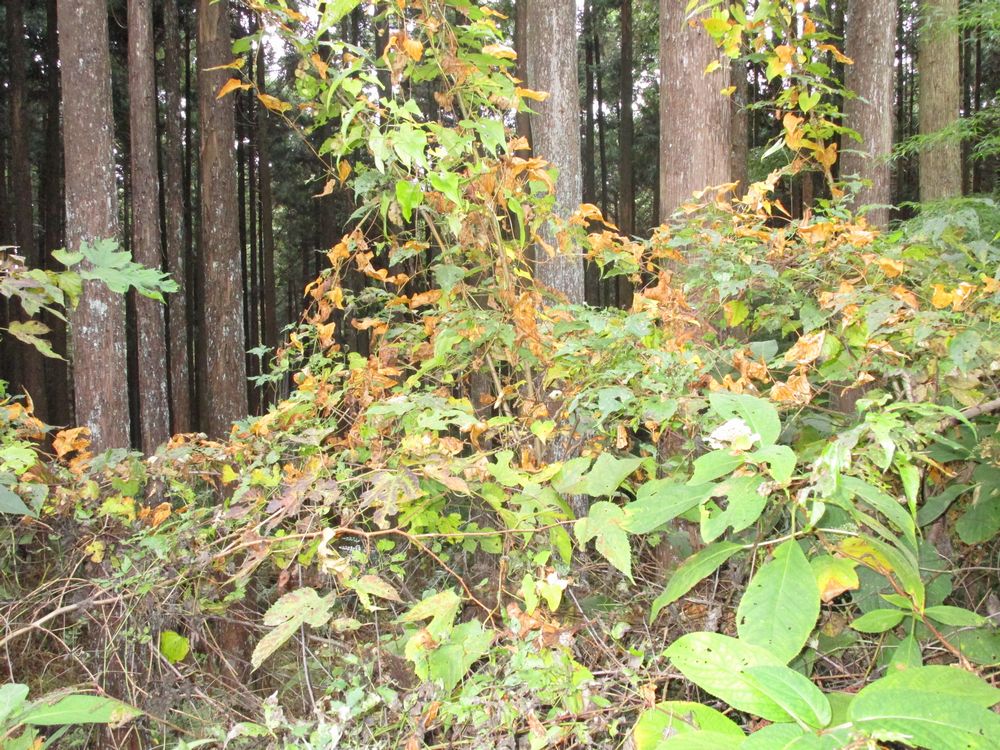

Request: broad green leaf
left=0, top=684, right=29, bottom=726
left=688, top=450, right=745, bottom=485
left=924, top=605, right=987, bottom=627
left=651, top=733, right=745, bottom=749
left=7, top=320, right=60, bottom=359
left=21, top=695, right=140, bottom=726
left=708, top=392, right=781, bottom=446
left=841, top=477, right=916, bottom=550
left=632, top=701, right=744, bottom=750
left=750, top=444, right=797, bottom=484
left=252, top=588, right=335, bottom=669
left=392, top=124, right=427, bottom=168
left=0, top=486, right=33, bottom=516
left=651, top=541, right=742, bottom=619
left=955, top=491, right=1000, bottom=545
left=573, top=453, right=642, bottom=497
left=622, top=481, right=709, bottom=533
left=850, top=608, right=906, bottom=633
left=429, top=171, right=461, bottom=205
left=665, top=633, right=787, bottom=721
left=398, top=589, right=461, bottom=640
left=743, top=665, right=832, bottom=729
left=737, top=540, right=820, bottom=662
left=159, top=630, right=190, bottom=664
left=864, top=665, right=1000, bottom=708
left=350, top=574, right=403, bottom=610
left=809, top=555, right=859, bottom=602
left=395, top=180, right=424, bottom=222
left=319, top=0, right=362, bottom=26
left=848, top=685, right=1000, bottom=749
left=887, top=632, right=922, bottom=671
left=700, top=475, right=767, bottom=542
left=740, top=722, right=807, bottom=749
left=426, top=620, right=493, bottom=692
left=575, top=501, right=632, bottom=580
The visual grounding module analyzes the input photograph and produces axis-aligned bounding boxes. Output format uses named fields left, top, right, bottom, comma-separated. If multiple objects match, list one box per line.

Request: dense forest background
left=1, top=0, right=996, bottom=441
left=2, top=0, right=1000, bottom=748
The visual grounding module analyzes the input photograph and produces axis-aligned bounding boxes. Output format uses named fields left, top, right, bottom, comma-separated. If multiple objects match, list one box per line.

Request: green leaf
left=0, top=684, right=30, bottom=727
left=632, top=701, right=745, bottom=750
left=572, top=453, right=642, bottom=497
left=848, top=679, right=1000, bottom=749
left=850, top=608, right=906, bottom=633
left=750, top=444, right=797, bottom=484
left=159, top=630, right=190, bottom=664
left=0, top=486, right=33, bottom=516
left=841, top=477, right=916, bottom=550
left=426, top=620, right=493, bottom=692
left=924, top=605, right=987, bottom=627
left=865, top=665, right=1000, bottom=708
left=319, top=0, right=362, bottom=26
left=708, top=392, right=782, bottom=446
left=21, top=695, right=140, bottom=726
left=575, top=501, right=632, bottom=580
left=252, top=587, right=335, bottom=670
left=398, top=589, right=461, bottom=640
left=392, top=124, right=428, bottom=168
left=651, top=541, right=743, bottom=619
left=799, top=90, right=821, bottom=113
left=737, top=540, right=820, bottom=663
left=622, top=481, right=709, bottom=534
left=429, top=171, right=462, bottom=205
left=955, top=491, right=1000, bottom=545
left=665, top=633, right=788, bottom=721
left=743, top=665, right=832, bottom=729
left=700, top=475, right=767, bottom=542
left=7, top=320, right=59, bottom=359
left=395, top=180, right=424, bottom=222
left=688, top=450, right=745, bottom=485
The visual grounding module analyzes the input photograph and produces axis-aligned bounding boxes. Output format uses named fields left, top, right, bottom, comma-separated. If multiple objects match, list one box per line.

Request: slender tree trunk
left=582, top=1, right=596, bottom=204
left=163, top=0, right=192, bottom=433
left=594, top=29, right=610, bottom=221
left=514, top=0, right=532, bottom=147
left=659, top=0, right=733, bottom=218
left=918, top=0, right=962, bottom=200
left=198, top=0, right=248, bottom=437
left=58, top=0, right=130, bottom=444
left=730, top=58, right=749, bottom=193
left=257, top=45, right=279, bottom=355
left=617, top=0, right=635, bottom=308
left=7, top=0, right=49, bottom=422
left=841, top=0, right=896, bottom=228
left=128, top=0, right=171, bottom=451
left=525, top=0, right=585, bottom=302
left=42, top=0, right=70, bottom=427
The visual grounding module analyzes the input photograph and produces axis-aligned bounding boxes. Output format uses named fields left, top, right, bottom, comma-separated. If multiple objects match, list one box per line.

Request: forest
left=1, top=0, right=1000, bottom=747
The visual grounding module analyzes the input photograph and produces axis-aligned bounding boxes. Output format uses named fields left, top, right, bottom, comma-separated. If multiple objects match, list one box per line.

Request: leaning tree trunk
left=525, top=0, right=586, bottom=303
left=58, top=0, right=130, bottom=451
left=198, top=0, right=249, bottom=438
left=841, top=0, right=897, bottom=228
left=659, top=0, right=733, bottom=218
left=128, top=0, right=171, bottom=451
left=918, top=0, right=962, bottom=200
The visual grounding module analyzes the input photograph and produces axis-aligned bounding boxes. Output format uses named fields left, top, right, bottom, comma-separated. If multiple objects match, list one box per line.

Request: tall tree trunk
left=7, top=0, right=49, bottom=422
left=128, top=0, right=171, bottom=451
left=841, top=0, right=897, bottom=228
left=257, top=45, right=279, bottom=356
left=730, top=58, right=749, bottom=193
left=659, top=0, right=733, bottom=218
left=617, top=0, right=635, bottom=308
left=918, top=0, right=962, bottom=200
left=514, top=0, right=532, bottom=147
left=594, top=33, right=610, bottom=219
left=163, top=0, right=192, bottom=433
left=198, top=0, right=248, bottom=437
left=582, top=1, right=596, bottom=204
left=42, top=0, right=70, bottom=427
left=525, top=0, right=585, bottom=303
left=58, top=0, right=130, bottom=443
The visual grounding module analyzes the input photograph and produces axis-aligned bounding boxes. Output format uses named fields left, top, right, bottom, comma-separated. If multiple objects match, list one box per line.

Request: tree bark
left=257, top=45, right=279, bottom=356
left=918, top=0, right=962, bottom=201
left=525, top=0, right=586, bottom=303
left=128, top=0, right=171, bottom=451
left=514, top=0, right=532, bottom=147
left=659, top=0, right=733, bottom=218
left=7, top=0, right=49, bottom=422
left=58, top=0, right=131, bottom=451
left=198, top=0, right=248, bottom=437
left=617, top=0, right=635, bottom=308
left=841, top=0, right=897, bottom=228
left=163, top=0, right=193, bottom=433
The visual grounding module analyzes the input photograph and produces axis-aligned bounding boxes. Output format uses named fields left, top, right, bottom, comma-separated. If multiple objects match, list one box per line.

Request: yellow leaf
left=980, top=274, right=1000, bottom=293
left=890, top=285, right=919, bottom=309
left=931, top=284, right=954, bottom=309
left=217, top=77, right=250, bottom=99
left=818, top=44, right=853, bottom=65
left=402, top=37, right=424, bottom=61
left=53, top=426, right=91, bottom=459
left=515, top=86, right=549, bottom=102
left=950, top=281, right=976, bottom=310
left=482, top=44, right=517, bottom=60
left=310, top=53, right=329, bottom=79
left=704, top=59, right=721, bottom=75
left=205, top=58, right=245, bottom=71
left=811, top=555, right=859, bottom=603
left=720, top=85, right=737, bottom=97
left=876, top=257, right=905, bottom=278
left=784, top=331, right=825, bottom=365
left=338, top=160, right=352, bottom=185
left=257, top=93, right=292, bottom=113
left=221, top=464, right=239, bottom=484
left=314, top=179, right=336, bottom=198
